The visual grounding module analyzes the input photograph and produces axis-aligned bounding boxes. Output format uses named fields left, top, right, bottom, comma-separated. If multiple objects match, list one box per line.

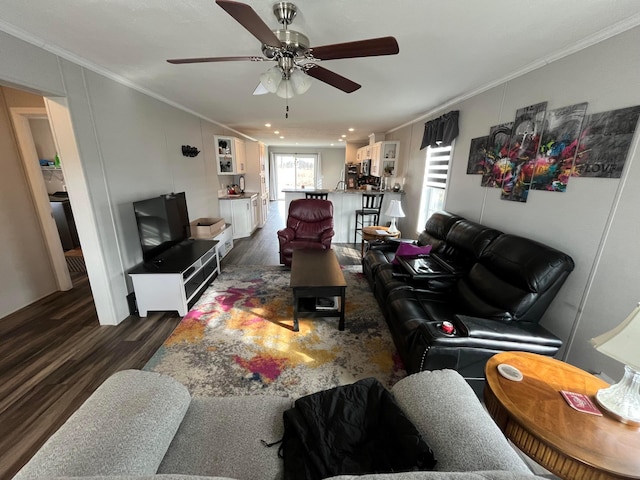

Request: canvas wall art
left=467, top=136, right=488, bottom=174
left=501, top=102, right=547, bottom=202
left=573, top=105, right=640, bottom=178
left=530, top=102, right=588, bottom=192
left=481, top=122, right=513, bottom=188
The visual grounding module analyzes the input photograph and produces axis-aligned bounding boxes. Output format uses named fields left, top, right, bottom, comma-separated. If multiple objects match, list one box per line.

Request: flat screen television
left=133, top=192, right=190, bottom=262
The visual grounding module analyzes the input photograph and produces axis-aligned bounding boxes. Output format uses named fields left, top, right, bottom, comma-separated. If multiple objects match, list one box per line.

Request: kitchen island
left=283, top=189, right=404, bottom=243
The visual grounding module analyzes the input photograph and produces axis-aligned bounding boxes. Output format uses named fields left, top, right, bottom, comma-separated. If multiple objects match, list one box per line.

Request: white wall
left=0, top=32, right=228, bottom=324
left=388, top=26, right=640, bottom=381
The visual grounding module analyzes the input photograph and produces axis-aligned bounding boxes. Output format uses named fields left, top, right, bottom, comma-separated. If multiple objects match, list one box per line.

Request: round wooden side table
left=484, top=351, right=640, bottom=480
left=361, top=225, right=400, bottom=257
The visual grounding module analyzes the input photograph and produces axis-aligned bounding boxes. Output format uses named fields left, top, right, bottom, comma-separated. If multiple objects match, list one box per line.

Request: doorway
left=10, top=106, right=74, bottom=291
left=274, top=153, right=318, bottom=199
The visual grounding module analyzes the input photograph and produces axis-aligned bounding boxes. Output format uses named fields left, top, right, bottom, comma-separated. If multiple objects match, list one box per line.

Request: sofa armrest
left=13, top=370, right=191, bottom=479
left=455, top=315, right=563, bottom=348
left=277, top=227, right=295, bottom=243
left=320, top=228, right=335, bottom=244
left=391, top=369, right=532, bottom=473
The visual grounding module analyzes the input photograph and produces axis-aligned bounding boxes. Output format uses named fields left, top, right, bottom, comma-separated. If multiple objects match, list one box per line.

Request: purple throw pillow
left=391, top=243, right=433, bottom=264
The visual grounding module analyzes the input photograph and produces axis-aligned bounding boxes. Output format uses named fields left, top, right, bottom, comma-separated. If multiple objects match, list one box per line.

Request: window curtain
left=420, top=110, right=460, bottom=149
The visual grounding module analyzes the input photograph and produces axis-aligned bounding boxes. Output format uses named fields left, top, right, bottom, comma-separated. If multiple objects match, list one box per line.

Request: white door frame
left=10, top=107, right=72, bottom=291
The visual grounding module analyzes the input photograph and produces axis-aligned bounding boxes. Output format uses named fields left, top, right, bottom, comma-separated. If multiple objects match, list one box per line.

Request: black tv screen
left=133, top=192, right=190, bottom=262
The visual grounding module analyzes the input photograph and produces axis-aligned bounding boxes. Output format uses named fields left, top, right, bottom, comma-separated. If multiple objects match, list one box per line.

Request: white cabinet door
left=370, top=142, right=382, bottom=176
left=232, top=199, right=252, bottom=238
left=234, top=137, right=246, bottom=174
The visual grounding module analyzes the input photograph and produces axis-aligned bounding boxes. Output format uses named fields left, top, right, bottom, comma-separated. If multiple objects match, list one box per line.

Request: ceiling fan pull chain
left=285, top=101, right=289, bottom=119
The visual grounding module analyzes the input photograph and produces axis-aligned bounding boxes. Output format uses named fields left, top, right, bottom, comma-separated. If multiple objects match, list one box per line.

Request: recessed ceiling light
left=280, top=136, right=284, bottom=139
left=330, top=143, right=334, bottom=146
left=265, top=123, right=271, bottom=128
left=341, top=134, right=346, bottom=138
left=274, top=130, right=280, bottom=134
left=338, top=138, right=343, bottom=142
left=348, top=128, right=354, bottom=132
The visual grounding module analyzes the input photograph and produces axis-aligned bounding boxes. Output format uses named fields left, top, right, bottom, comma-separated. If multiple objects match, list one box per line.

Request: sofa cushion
left=159, top=395, right=292, bottom=480
left=13, top=370, right=191, bottom=479
left=391, top=243, right=433, bottom=264
left=390, top=370, right=531, bottom=474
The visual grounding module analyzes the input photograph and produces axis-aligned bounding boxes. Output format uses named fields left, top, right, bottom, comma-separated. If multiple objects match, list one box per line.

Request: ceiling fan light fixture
left=259, top=66, right=283, bottom=93
left=290, top=68, right=311, bottom=95
left=276, top=79, right=294, bottom=98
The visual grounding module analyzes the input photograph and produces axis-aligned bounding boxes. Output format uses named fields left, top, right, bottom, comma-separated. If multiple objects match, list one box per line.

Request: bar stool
left=305, top=192, right=328, bottom=200
left=354, top=192, right=384, bottom=244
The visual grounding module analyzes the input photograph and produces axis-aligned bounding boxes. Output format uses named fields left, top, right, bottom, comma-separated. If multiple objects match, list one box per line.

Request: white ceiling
left=1, top=0, right=640, bottom=147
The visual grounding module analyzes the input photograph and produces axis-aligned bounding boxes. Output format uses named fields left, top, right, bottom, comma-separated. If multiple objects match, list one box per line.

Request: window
left=417, top=145, right=453, bottom=231
left=273, top=153, right=318, bottom=200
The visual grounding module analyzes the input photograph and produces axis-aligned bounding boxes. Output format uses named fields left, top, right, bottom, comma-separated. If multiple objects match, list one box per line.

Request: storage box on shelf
left=190, top=217, right=225, bottom=239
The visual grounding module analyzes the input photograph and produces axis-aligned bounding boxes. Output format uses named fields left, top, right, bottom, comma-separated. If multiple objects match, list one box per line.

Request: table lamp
left=590, top=302, right=640, bottom=426
left=385, top=200, right=405, bottom=234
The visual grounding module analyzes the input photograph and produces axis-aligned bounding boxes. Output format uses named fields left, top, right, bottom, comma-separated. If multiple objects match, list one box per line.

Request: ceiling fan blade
left=216, top=0, right=281, bottom=47
left=310, top=36, right=399, bottom=60
left=305, top=65, right=361, bottom=93
left=167, top=56, right=266, bottom=64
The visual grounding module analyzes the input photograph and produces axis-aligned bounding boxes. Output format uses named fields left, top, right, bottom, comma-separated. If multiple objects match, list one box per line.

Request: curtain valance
left=420, top=110, right=459, bottom=149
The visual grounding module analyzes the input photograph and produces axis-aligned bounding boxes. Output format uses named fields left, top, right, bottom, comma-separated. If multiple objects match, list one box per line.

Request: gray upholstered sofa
left=14, top=369, right=544, bottom=480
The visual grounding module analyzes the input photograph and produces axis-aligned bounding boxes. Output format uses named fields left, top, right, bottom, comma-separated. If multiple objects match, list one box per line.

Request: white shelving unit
left=129, top=240, right=218, bottom=317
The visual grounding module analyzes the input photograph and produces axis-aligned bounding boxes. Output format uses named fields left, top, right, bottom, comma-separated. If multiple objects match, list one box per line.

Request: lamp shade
left=290, top=68, right=311, bottom=95
left=276, top=79, right=294, bottom=99
left=259, top=66, right=282, bottom=93
left=591, top=303, right=640, bottom=370
left=385, top=200, right=405, bottom=218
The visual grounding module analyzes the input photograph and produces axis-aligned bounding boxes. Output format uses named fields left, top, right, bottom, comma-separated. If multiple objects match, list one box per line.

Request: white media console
left=129, top=239, right=218, bottom=317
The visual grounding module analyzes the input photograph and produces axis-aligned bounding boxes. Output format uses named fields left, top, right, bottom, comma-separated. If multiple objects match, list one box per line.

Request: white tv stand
left=129, top=239, right=218, bottom=317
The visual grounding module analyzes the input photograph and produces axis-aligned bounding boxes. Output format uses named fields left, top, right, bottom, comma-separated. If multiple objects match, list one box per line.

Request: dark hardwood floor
left=0, top=199, right=361, bottom=479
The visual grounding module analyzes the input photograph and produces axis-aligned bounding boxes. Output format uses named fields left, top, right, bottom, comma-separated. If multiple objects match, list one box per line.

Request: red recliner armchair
left=277, top=199, right=335, bottom=266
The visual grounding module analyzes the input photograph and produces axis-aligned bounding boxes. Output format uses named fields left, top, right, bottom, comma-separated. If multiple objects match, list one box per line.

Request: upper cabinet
left=367, top=141, right=400, bottom=177
left=215, top=135, right=246, bottom=175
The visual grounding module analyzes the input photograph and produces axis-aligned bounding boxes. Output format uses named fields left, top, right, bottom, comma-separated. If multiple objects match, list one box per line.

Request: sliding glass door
left=274, top=154, right=318, bottom=199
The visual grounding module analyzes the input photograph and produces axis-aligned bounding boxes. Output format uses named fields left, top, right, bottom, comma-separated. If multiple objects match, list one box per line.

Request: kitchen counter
left=218, top=191, right=258, bottom=200
left=282, top=188, right=405, bottom=195
left=283, top=189, right=405, bottom=243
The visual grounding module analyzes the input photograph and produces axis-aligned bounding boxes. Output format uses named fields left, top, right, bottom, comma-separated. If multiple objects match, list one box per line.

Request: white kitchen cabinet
left=219, top=194, right=258, bottom=239
left=244, top=141, right=269, bottom=227
left=215, top=135, right=246, bottom=175
left=370, top=142, right=382, bottom=176
left=258, top=193, right=269, bottom=228
left=370, top=141, right=400, bottom=178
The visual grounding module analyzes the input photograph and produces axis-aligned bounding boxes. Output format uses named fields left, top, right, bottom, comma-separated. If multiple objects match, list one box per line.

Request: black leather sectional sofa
left=362, top=211, right=575, bottom=394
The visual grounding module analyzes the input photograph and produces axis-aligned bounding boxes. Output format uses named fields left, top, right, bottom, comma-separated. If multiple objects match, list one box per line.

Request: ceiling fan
left=167, top=0, right=399, bottom=98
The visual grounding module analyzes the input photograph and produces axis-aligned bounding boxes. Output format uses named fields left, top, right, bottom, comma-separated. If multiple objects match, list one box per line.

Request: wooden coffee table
left=484, top=351, right=640, bottom=480
left=290, top=249, right=347, bottom=332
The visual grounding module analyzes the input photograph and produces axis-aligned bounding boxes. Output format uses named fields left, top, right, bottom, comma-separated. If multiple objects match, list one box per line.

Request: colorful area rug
left=144, top=265, right=405, bottom=397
